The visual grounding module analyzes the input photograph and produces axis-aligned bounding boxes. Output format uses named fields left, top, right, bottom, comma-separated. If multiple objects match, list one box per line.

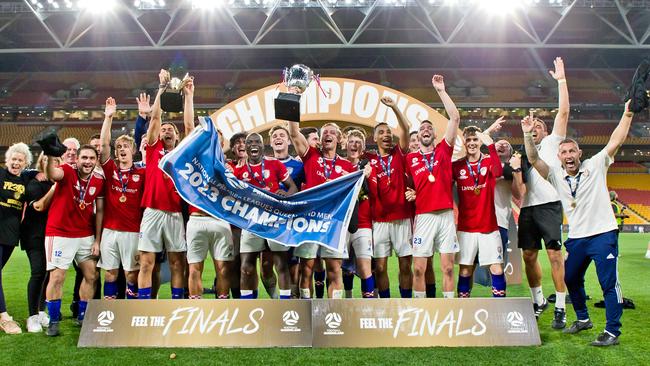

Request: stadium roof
left=1, top=0, right=649, bottom=72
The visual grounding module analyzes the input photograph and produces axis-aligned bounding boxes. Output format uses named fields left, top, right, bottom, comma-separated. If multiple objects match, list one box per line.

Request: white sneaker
left=26, top=315, right=43, bottom=333
left=38, top=311, right=50, bottom=327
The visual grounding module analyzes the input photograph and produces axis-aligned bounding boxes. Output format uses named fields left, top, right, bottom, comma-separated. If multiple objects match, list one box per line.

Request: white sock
left=331, top=289, right=344, bottom=299
left=555, top=292, right=566, bottom=309
left=279, top=289, right=291, bottom=298
left=345, top=290, right=353, bottom=298
left=442, top=291, right=455, bottom=299
left=645, top=250, right=650, bottom=258
left=300, top=288, right=311, bottom=299
left=530, top=286, right=544, bottom=305
left=414, top=291, right=426, bottom=298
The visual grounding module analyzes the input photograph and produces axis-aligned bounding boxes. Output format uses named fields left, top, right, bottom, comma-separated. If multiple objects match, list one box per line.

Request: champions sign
left=210, top=77, right=463, bottom=158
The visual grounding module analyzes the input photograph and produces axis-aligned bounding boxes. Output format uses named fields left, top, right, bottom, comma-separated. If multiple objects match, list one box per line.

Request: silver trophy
left=275, top=64, right=315, bottom=122
left=160, top=72, right=191, bottom=113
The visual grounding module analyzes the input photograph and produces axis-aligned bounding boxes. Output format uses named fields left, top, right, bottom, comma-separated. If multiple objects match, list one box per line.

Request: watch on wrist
left=512, top=167, right=522, bottom=172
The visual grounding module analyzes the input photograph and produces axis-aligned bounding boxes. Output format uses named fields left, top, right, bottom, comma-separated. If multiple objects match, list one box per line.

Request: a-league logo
left=283, top=310, right=299, bottom=326
left=98, top=310, right=115, bottom=326
left=325, top=312, right=342, bottom=329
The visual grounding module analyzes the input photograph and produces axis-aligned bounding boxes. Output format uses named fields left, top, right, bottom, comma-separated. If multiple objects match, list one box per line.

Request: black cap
left=36, top=132, right=67, bottom=157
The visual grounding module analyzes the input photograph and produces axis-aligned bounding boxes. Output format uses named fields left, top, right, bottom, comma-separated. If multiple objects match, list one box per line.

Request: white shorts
left=412, top=210, right=459, bottom=257
left=138, top=208, right=186, bottom=253
left=350, top=228, right=373, bottom=259
left=45, top=235, right=95, bottom=271
left=186, top=216, right=235, bottom=263
left=97, top=229, right=140, bottom=271
left=240, top=230, right=290, bottom=253
left=373, top=219, right=412, bottom=258
left=294, top=236, right=349, bottom=260
left=457, top=230, right=504, bottom=266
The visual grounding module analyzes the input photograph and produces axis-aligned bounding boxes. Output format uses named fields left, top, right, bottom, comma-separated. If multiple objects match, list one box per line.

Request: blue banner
left=159, top=117, right=363, bottom=253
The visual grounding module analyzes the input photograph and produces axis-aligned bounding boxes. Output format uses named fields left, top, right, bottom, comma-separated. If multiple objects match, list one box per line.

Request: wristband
left=512, top=167, right=522, bottom=173
left=557, top=79, right=566, bottom=84
left=159, top=83, right=167, bottom=89
left=624, top=112, right=633, bottom=117
left=524, top=132, right=533, bottom=137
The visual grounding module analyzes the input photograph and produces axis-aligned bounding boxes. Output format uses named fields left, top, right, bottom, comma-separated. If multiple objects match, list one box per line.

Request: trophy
left=160, top=72, right=191, bottom=113
left=274, top=64, right=315, bottom=122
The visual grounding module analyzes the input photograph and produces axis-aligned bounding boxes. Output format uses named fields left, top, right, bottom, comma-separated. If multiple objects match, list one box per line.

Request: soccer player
left=518, top=57, right=569, bottom=328
left=182, top=79, right=235, bottom=300
left=97, top=97, right=146, bottom=300
left=233, top=132, right=298, bottom=299
left=452, top=126, right=505, bottom=298
left=226, top=131, right=247, bottom=299
left=405, top=74, right=460, bottom=299
left=522, top=101, right=633, bottom=346
left=229, top=132, right=248, bottom=168
left=346, top=129, right=375, bottom=298
left=367, top=96, right=413, bottom=298
left=408, top=131, right=419, bottom=153
left=289, top=121, right=355, bottom=299
left=267, top=125, right=305, bottom=298
left=44, top=144, right=105, bottom=336
left=137, top=69, right=186, bottom=300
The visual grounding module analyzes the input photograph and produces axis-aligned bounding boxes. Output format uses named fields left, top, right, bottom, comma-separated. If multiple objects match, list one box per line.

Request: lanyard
left=116, top=167, right=132, bottom=194
left=76, top=172, right=93, bottom=205
left=564, top=172, right=583, bottom=199
left=379, top=154, right=393, bottom=182
left=465, top=157, right=483, bottom=188
left=420, top=149, right=435, bottom=174
left=246, top=159, right=266, bottom=188
left=322, top=153, right=338, bottom=181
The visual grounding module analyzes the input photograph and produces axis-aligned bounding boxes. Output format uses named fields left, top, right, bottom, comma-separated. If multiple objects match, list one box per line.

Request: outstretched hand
left=380, top=96, right=396, bottom=108
left=485, top=116, right=506, bottom=136
left=549, top=57, right=565, bottom=81
left=105, top=97, right=116, bottom=117
left=432, top=75, right=445, bottom=92
left=136, top=92, right=151, bottom=117
left=521, top=116, right=534, bottom=134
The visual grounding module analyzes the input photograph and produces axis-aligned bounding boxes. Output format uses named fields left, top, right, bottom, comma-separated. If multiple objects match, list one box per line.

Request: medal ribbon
left=564, top=172, right=583, bottom=200
left=76, top=172, right=93, bottom=206
left=116, top=167, right=132, bottom=195
left=465, top=157, right=483, bottom=190
left=379, top=154, right=393, bottom=182
left=246, top=158, right=266, bottom=188
left=322, top=153, right=338, bottom=181
left=420, top=149, right=436, bottom=176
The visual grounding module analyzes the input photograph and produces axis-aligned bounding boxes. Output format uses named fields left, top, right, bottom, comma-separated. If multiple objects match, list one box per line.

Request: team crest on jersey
left=480, top=167, right=487, bottom=176
left=335, top=165, right=342, bottom=173
left=89, top=187, right=96, bottom=195
left=112, top=172, right=119, bottom=180
left=371, top=159, right=378, bottom=165
left=132, top=174, right=140, bottom=182
left=459, top=169, right=467, bottom=178
left=287, top=167, right=294, bottom=175
left=412, top=157, right=418, bottom=165
left=263, top=169, right=270, bottom=179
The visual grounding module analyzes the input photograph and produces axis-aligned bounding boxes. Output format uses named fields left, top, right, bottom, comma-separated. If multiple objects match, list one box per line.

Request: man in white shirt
left=522, top=101, right=633, bottom=347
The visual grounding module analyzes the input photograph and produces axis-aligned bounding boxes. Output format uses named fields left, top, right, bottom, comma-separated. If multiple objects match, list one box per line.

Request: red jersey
left=233, top=157, right=289, bottom=193
left=102, top=159, right=145, bottom=233
left=302, top=146, right=356, bottom=190
left=357, top=196, right=372, bottom=229
left=140, top=139, right=182, bottom=213
left=367, top=146, right=413, bottom=222
left=406, top=139, right=455, bottom=215
left=46, top=164, right=105, bottom=238
left=452, top=144, right=503, bottom=233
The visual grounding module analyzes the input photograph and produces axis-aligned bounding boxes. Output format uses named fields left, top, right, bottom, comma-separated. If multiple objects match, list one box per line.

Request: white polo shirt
left=547, top=148, right=618, bottom=239
left=494, top=174, right=512, bottom=229
left=522, top=133, right=563, bottom=208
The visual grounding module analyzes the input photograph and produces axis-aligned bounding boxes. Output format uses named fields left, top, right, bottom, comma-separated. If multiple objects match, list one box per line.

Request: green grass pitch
left=0, top=233, right=648, bottom=365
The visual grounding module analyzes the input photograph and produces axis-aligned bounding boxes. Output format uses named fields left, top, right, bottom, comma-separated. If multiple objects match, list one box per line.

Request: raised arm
left=484, top=116, right=506, bottom=137
left=146, top=69, right=169, bottom=146
left=550, top=57, right=569, bottom=138
left=605, top=100, right=634, bottom=158
left=134, top=93, right=151, bottom=148
left=508, top=153, right=526, bottom=200
left=99, top=97, right=116, bottom=164
left=432, top=75, right=460, bottom=145
left=380, top=96, right=410, bottom=151
left=183, top=77, right=195, bottom=136
left=288, top=121, right=309, bottom=157
left=45, top=153, right=64, bottom=182
left=522, top=116, right=550, bottom=179
left=478, top=132, right=503, bottom=178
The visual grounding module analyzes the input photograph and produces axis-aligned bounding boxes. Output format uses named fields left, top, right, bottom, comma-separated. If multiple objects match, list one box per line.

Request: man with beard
left=44, top=144, right=105, bottom=335
left=233, top=133, right=298, bottom=299
left=289, top=122, right=355, bottom=299
left=518, top=57, right=570, bottom=328
left=367, top=96, right=413, bottom=298
left=522, top=101, right=633, bottom=346
left=405, top=74, right=460, bottom=299
left=452, top=126, right=505, bottom=298
left=97, top=97, right=146, bottom=300
left=137, top=70, right=186, bottom=300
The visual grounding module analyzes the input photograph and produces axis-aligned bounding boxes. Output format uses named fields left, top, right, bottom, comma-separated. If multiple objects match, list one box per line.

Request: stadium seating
left=607, top=173, right=650, bottom=223
left=0, top=124, right=47, bottom=146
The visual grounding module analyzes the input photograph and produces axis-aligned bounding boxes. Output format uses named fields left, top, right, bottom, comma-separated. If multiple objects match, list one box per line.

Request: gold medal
left=119, top=195, right=127, bottom=203
left=79, top=202, right=86, bottom=210
left=570, top=200, right=576, bottom=208
left=428, top=174, right=435, bottom=183
left=473, top=187, right=480, bottom=195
